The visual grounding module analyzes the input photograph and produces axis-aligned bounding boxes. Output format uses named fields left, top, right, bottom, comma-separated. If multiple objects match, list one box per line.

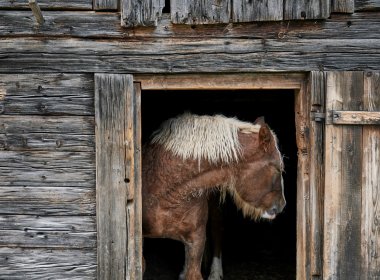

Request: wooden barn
left=0, top=0, right=379, bottom=278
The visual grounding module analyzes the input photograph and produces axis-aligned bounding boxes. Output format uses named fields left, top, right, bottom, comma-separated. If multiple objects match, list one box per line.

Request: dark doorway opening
left=141, top=89, right=297, bottom=280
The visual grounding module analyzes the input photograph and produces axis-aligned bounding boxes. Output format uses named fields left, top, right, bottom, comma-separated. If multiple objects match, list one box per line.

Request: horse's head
left=230, top=117, right=286, bottom=221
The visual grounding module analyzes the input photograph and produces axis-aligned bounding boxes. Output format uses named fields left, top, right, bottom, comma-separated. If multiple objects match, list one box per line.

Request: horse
left=142, top=113, right=286, bottom=280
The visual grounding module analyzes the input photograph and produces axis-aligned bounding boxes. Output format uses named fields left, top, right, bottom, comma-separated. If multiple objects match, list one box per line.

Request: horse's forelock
left=151, top=113, right=261, bottom=164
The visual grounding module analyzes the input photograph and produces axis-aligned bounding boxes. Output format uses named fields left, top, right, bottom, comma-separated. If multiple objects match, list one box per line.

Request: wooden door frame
left=133, top=72, right=312, bottom=280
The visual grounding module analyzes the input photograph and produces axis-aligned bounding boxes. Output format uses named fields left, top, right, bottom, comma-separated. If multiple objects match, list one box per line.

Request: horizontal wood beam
left=331, top=110, right=380, bottom=124
left=1, top=12, right=380, bottom=39
left=1, top=38, right=379, bottom=73
left=0, top=247, right=96, bottom=279
left=0, top=0, right=91, bottom=10
left=135, top=73, right=305, bottom=90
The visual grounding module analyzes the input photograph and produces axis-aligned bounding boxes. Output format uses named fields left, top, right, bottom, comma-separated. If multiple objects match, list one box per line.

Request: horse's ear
left=254, top=116, right=265, bottom=125
left=259, top=124, right=272, bottom=152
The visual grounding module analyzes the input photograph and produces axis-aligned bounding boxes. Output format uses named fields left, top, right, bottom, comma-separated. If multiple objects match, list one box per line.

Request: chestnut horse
left=142, top=113, right=286, bottom=280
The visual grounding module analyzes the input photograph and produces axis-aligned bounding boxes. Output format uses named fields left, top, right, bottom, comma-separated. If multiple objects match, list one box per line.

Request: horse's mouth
left=261, top=211, right=276, bottom=220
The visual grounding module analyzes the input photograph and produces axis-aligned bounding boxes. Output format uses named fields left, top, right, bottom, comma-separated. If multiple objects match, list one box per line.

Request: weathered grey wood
left=0, top=73, right=94, bottom=116
left=0, top=0, right=92, bottom=10
left=0, top=187, right=95, bottom=215
left=309, top=71, right=325, bottom=278
left=95, top=74, right=137, bottom=280
left=94, top=0, right=117, bottom=11
left=295, top=81, right=311, bottom=280
left=355, top=0, right=380, bottom=10
left=332, top=110, right=380, bottom=124
left=0, top=215, right=96, bottom=248
left=0, top=116, right=94, bottom=134
left=361, top=71, right=380, bottom=280
left=0, top=133, right=95, bottom=152
left=122, top=0, right=165, bottom=26
left=0, top=247, right=96, bottom=279
left=324, top=71, right=363, bottom=280
left=332, top=0, right=355, bottom=12
left=232, top=0, right=283, bottom=22
left=1, top=38, right=380, bottom=73
left=0, top=150, right=94, bottom=169
left=171, top=0, right=230, bottom=24
left=284, top=0, right=330, bottom=19
left=132, top=82, right=143, bottom=279
left=2, top=12, right=380, bottom=39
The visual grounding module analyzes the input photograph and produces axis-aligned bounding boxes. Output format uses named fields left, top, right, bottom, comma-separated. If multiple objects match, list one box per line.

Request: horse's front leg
left=179, top=228, right=206, bottom=280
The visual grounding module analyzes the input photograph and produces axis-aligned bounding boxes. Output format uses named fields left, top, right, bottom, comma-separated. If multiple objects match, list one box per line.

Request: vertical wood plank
left=232, top=0, right=283, bottom=22
left=171, top=0, right=230, bottom=24
left=284, top=0, right=330, bottom=20
left=324, top=71, right=363, bottom=280
left=95, top=74, right=136, bottom=280
left=94, top=0, right=118, bottom=10
left=295, top=81, right=311, bottom=280
left=309, top=71, right=325, bottom=279
left=133, top=82, right=143, bottom=279
left=361, top=71, right=380, bottom=280
left=122, top=0, right=164, bottom=27
left=331, top=0, right=355, bottom=13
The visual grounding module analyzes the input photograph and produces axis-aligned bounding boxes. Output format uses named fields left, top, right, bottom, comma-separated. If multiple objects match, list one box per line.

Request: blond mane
left=151, top=113, right=261, bottom=164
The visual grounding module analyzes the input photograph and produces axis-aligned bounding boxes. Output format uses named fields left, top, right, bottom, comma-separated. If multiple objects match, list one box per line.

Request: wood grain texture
left=232, top=0, right=282, bottom=22
left=122, top=0, right=165, bottom=26
left=95, top=74, right=137, bottom=280
left=2, top=12, right=380, bottom=39
left=309, top=71, right=325, bottom=278
left=94, top=0, right=118, bottom=10
left=0, top=73, right=93, bottom=116
left=284, top=0, right=330, bottom=20
left=0, top=247, right=96, bottom=279
left=171, top=0, right=230, bottom=24
left=332, top=110, right=380, bottom=124
left=355, top=0, right=380, bottom=10
left=0, top=0, right=92, bottom=10
left=0, top=215, right=96, bottom=248
left=0, top=186, right=95, bottom=215
left=332, top=0, right=355, bottom=12
left=1, top=38, right=380, bottom=73
left=361, top=71, right=380, bottom=280
left=324, top=71, right=364, bottom=280
left=295, top=81, right=311, bottom=280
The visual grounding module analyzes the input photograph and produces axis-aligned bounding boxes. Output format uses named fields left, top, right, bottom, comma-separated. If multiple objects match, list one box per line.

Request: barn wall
left=0, top=74, right=97, bottom=279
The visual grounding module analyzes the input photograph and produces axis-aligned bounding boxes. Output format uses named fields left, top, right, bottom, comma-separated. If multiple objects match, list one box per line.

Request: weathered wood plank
left=0, top=73, right=93, bottom=116
left=171, top=0, right=230, bottom=24
left=0, top=151, right=94, bottom=169
left=95, top=74, right=136, bottom=280
left=0, top=215, right=96, bottom=248
left=309, top=71, right=325, bottom=278
left=0, top=187, right=95, bottom=215
left=295, top=81, right=311, bottom=280
left=94, top=0, right=117, bottom=10
left=332, top=110, right=380, bottom=124
left=1, top=38, right=380, bottom=73
left=1, top=12, right=380, bottom=39
left=136, top=73, right=304, bottom=90
left=361, top=71, right=380, bottom=280
left=0, top=150, right=94, bottom=186
left=324, top=71, right=363, bottom=280
left=232, top=0, right=282, bottom=22
left=122, top=0, right=165, bottom=26
left=355, top=0, right=380, bottom=10
left=0, top=0, right=92, bottom=10
left=132, top=82, right=143, bottom=279
left=0, top=247, right=96, bottom=279
left=0, top=133, right=94, bottom=152
left=0, top=116, right=94, bottom=134
left=284, top=0, right=330, bottom=20
left=332, top=0, right=355, bottom=13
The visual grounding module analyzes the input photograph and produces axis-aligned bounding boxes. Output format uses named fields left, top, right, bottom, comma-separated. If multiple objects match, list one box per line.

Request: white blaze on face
left=261, top=211, right=276, bottom=220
